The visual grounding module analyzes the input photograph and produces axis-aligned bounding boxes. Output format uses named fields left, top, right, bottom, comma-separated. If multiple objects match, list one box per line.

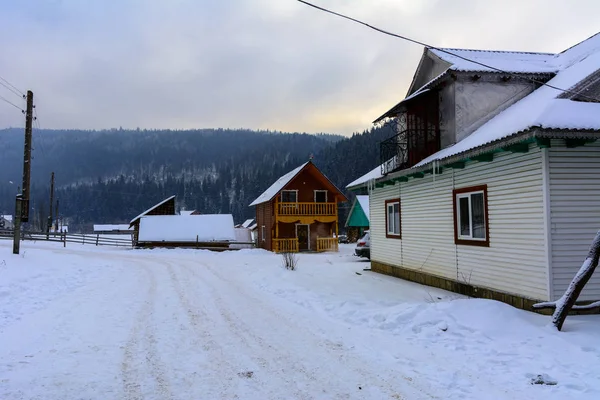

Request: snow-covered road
left=1, top=242, right=599, bottom=399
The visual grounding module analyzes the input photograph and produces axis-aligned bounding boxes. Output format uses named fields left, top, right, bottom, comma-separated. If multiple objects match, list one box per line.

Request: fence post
left=96, top=234, right=99, bottom=246
left=63, top=232, right=66, bottom=247
left=196, top=235, right=199, bottom=248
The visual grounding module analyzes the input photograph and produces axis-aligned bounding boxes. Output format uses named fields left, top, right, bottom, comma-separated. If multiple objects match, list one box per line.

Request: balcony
left=277, top=202, right=337, bottom=216
left=380, top=128, right=440, bottom=175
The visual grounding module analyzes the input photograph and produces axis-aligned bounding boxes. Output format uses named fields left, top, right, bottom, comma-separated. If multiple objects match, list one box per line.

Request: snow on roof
left=249, top=162, right=309, bottom=206
left=1, top=215, right=12, bottom=222
left=346, top=164, right=382, bottom=188
left=130, top=195, right=176, bottom=224
left=356, top=195, right=370, bottom=222
left=138, top=214, right=235, bottom=242
left=248, top=223, right=257, bottom=230
left=179, top=210, right=196, bottom=216
left=416, top=46, right=600, bottom=167
left=430, top=48, right=557, bottom=73
left=93, top=224, right=132, bottom=232
left=241, top=219, right=255, bottom=228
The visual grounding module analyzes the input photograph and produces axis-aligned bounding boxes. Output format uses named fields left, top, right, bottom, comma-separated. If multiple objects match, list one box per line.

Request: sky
left=0, top=0, right=598, bottom=136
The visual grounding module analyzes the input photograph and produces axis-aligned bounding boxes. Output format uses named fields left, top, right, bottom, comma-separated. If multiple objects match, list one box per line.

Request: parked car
left=338, top=234, right=349, bottom=244
left=354, top=231, right=370, bottom=259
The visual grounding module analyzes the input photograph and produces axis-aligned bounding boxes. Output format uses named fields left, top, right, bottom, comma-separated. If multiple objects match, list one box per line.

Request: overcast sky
left=0, top=0, right=598, bottom=136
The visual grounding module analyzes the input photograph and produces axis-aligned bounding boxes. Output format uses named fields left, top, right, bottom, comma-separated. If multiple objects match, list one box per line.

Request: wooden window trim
left=261, top=225, right=266, bottom=242
left=453, top=185, right=489, bottom=247
left=385, top=198, right=402, bottom=239
left=281, top=189, right=298, bottom=203
left=314, top=190, right=327, bottom=203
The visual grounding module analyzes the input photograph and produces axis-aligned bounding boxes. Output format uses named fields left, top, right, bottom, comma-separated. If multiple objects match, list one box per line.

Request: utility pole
left=55, top=199, right=59, bottom=232
left=13, top=90, right=34, bottom=254
left=47, top=172, right=54, bottom=237
left=21, top=90, right=34, bottom=222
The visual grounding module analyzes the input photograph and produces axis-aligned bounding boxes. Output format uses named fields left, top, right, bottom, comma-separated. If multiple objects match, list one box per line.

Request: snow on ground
left=1, top=241, right=599, bottom=399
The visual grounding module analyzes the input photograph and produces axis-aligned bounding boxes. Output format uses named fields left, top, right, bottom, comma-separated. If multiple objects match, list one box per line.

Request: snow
left=249, top=162, right=308, bottom=206
left=430, top=48, right=557, bottom=73
left=241, top=218, right=255, bottom=228
left=356, top=195, right=370, bottom=222
left=415, top=34, right=600, bottom=167
left=179, top=210, right=196, bottom=216
left=129, top=195, right=176, bottom=225
left=138, top=214, right=235, bottom=242
left=2, top=240, right=600, bottom=399
left=346, top=163, right=382, bottom=188
left=93, top=224, right=132, bottom=232
left=1, top=215, right=12, bottom=222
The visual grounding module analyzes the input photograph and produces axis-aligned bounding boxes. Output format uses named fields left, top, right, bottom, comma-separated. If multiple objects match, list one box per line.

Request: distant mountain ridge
left=0, top=126, right=392, bottom=231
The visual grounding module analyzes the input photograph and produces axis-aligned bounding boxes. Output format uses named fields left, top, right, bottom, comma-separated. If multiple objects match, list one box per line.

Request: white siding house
left=349, top=32, right=600, bottom=308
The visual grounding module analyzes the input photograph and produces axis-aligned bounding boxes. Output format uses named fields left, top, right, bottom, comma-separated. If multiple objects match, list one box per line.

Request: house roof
left=249, top=161, right=348, bottom=206
left=356, top=196, right=370, bottom=222
left=429, top=48, right=556, bottom=74
left=249, top=162, right=309, bottom=206
left=129, top=195, right=176, bottom=225
left=350, top=32, right=600, bottom=189
left=416, top=33, right=600, bottom=167
left=138, top=214, right=236, bottom=242
left=1, top=215, right=12, bottom=222
left=241, top=218, right=255, bottom=228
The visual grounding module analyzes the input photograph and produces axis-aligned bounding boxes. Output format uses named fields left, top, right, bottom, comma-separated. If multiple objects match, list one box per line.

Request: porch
left=272, top=237, right=338, bottom=253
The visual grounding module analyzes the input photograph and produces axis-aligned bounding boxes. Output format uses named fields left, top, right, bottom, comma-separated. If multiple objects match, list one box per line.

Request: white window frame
left=281, top=190, right=298, bottom=203
left=314, top=190, right=327, bottom=203
left=456, top=190, right=486, bottom=241
left=386, top=200, right=401, bottom=237
left=261, top=225, right=266, bottom=242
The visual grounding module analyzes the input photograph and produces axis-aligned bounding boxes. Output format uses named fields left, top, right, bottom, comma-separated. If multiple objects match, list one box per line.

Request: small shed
left=129, top=195, right=176, bottom=244
left=137, top=214, right=236, bottom=249
left=345, top=195, right=370, bottom=241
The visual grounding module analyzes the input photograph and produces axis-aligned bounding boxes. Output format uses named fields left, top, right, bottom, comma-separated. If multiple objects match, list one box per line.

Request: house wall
left=439, top=82, right=456, bottom=149
left=454, top=79, right=534, bottom=142
left=255, top=202, right=274, bottom=251
left=282, top=168, right=334, bottom=202
left=278, top=221, right=333, bottom=251
left=548, top=140, right=600, bottom=301
left=371, top=143, right=548, bottom=300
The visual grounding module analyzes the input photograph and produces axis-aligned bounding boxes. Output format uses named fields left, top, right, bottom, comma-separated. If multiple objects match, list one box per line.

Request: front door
left=296, top=224, right=309, bottom=251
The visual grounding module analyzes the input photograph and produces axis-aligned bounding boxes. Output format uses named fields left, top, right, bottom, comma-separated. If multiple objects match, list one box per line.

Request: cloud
left=0, top=0, right=598, bottom=135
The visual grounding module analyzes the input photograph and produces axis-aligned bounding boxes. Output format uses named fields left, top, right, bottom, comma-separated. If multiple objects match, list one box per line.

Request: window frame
left=384, top=198, right=401, bottom=239
left=261, top=225, right=266, bottom=242
left=453, top=185, right=489, bottom=247
left=314, top=190, right=328, bottom=203
left=280, top=190, right=298, bottom=203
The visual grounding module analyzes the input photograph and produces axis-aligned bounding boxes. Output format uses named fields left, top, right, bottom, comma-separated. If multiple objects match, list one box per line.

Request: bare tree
left=533, top=230, right=600, bottom=331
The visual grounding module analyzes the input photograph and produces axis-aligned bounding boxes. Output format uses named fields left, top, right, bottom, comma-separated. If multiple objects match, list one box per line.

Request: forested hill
left=0, top=126, right=392, bottom=231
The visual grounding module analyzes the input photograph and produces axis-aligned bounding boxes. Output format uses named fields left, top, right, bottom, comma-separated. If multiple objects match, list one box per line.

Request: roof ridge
left=434, top=47, right=555, bottom=56
left=556, top=31, right=600, bottom=57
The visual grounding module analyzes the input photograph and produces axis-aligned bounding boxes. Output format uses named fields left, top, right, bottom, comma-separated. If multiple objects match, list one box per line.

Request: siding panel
left=371, top=143, right=548, bottom=300
left=549, top=140, right=600, bottom=301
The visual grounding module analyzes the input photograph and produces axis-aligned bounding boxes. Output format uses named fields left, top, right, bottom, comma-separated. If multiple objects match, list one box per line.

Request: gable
left=406, top=49, right=452, bottom=96
left=346, top=196, right=369, bottom=227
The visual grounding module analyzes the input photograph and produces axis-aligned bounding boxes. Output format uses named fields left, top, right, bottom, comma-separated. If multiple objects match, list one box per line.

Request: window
left=314, top=190, right=327, bottom=203
left=281, top=190, right=298, bottom=203
left=385, top=199, right=401, bottom=239
left=261, top=225, right=266, bottom=242
left=453, top=185, right=489, bottom=247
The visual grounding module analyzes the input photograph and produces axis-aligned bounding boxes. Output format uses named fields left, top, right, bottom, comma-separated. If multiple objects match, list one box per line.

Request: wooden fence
left=317, top=237, right=338, bottom=252
left=0, top=229, right=133, bottom=247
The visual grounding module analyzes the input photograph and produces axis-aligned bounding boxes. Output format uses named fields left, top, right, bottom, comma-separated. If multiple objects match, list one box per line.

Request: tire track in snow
left=165, top=262, right=241, bottom=399
left=121, top=263, right=173, bottom=400
left=180, top=260, right=418, bottom=399
left=205, top=259, right=440, bottom=399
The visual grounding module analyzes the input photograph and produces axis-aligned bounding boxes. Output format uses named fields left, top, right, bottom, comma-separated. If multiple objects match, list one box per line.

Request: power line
left=0, top=93, right=24, bottom=112
left=0, top=75, right=25, bottom=97
left=296, top=0, right=599, bottom=102
left=0, top=81, right=23, bottom=99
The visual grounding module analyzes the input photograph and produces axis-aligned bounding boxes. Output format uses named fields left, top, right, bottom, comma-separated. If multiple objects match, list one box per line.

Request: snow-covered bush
left=281, top=252, right=298, bottom=271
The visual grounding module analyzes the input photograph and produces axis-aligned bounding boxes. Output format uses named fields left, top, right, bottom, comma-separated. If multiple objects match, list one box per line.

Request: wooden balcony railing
left=273, top=238, right=299, bottom=253
left=317, top=237, right=338, bottom=252
left=277, top=202, right=336, bottom=216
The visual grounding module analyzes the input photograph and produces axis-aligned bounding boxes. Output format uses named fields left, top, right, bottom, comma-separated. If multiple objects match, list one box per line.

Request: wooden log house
left=249, top=160, right=348, bottom=253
